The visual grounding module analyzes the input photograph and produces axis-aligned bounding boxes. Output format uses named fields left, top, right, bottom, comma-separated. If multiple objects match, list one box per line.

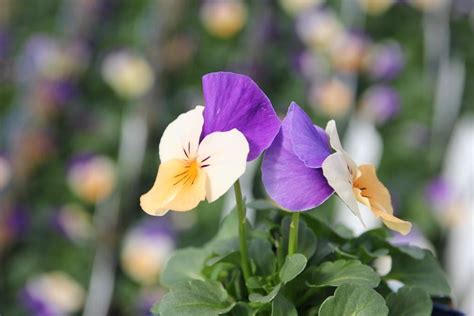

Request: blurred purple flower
left=425, top=176, right=453, bottom=209
left=0, top=29, right=10, bottom=61
left=360, top=85, right=401, bottom=124
left=1, top=205, right=30, bottom=249
left=262, top=103, right=334, bottom=211
left=20, top=289, right=58, bottom=316
left=201, top=72, right=281, bottom=161
left=135, top=288, right=165, bottom=316
left=390, top=226, right=433, bottom=251
left=365, top=41, right=404, bottom=81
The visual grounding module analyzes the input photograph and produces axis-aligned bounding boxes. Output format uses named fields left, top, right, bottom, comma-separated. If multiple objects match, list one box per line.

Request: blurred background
left=0, top=0, right=473, bottom=315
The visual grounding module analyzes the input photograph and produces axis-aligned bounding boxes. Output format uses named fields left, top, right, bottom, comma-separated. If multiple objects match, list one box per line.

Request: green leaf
left=392, top=245, right=426, bottom=260
left=279, top=254, right=307, bottom=283
left=249, top=284, right=282, bottom=304
left=206, top=251, right=240, bottom=266
left=160, top=248, right=206, bottom=287
left=282, top=217, right=317, bottom=259
left=271, top=293, right=297, bottom=316
left=307, top=259, right=380, bottom=288
left=388, top=250, right=450, bottom=296
left=319, top=284, right=388, bottom=316
left=230, top=302, right=257, bottom=316
left=247, top=199, right=276, bottom=210
left=249, top=238, right=276, bottom=276
left=386, top=287, right=432, bottom=316
left=155, top=280, right=235, bottom=316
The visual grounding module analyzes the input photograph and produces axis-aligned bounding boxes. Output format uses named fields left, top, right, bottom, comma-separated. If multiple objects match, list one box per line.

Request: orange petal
left=354, top=164, right=411, bottom=235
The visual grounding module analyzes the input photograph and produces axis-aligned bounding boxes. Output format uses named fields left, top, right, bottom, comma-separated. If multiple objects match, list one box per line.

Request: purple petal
left=201, top=72, right=281, bottom=161
left=289, top=102, right=331, bottom=168
left=262, top=106, right=334, bottom=211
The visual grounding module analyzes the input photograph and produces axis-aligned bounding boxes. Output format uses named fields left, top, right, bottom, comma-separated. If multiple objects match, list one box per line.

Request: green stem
left=288, top=212, right=300, bottom=256
left=233, top=180, right=251, bottom=283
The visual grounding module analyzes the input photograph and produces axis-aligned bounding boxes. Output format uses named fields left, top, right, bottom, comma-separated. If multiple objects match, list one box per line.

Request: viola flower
left=322, top=120, right=412, bottom=235
left=262, top=102, right=334, bottom=211
left=141, top=72, right=280, bottom=215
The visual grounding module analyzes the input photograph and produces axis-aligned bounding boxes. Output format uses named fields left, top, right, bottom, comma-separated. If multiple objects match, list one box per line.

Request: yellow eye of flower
left=174, top=158, right=206, bottom=186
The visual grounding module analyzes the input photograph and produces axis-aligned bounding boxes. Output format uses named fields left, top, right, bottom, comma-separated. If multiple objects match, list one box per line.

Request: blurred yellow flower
left=357, top=0, right=394, bottom=15
left=309, top=79, right=353, bottom=118
left=200, top=0, right=247, bottom=39
left=101, top=51, right=155, bottom=99
left=296, top=9, right=343, bottom=51
left=330, top=31, right=369, bottom=73
left=67, top=156, right=116, bottom=204
left=121, top=222, right=175, bottom=285
left=55, top=204, right=93, bottom=242
left=24, top=272, right=85, bottom=315
left=410, top=0, right=448, bottom=12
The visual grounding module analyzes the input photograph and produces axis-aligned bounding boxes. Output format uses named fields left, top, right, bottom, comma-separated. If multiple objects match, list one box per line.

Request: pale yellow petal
left=377, top=211, right=412, bottom=236
left=197, top=129, right=249, bottom=202
left=322, top=153, right=364, bottom=225
left=354, top=164, right=412, bottom=235
left=159, top=106, right=204, bottom=162
left=140, top=159, right=207, bottom=215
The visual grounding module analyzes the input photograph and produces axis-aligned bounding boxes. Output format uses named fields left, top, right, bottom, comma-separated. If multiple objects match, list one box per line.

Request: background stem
left=288, top=212, right=300, bottom=256
left=233, top=180, right=252, bottom=283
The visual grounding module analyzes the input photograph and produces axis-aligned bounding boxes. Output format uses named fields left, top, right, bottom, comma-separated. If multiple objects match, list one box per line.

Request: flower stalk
left=233, top=180, right=252, bottom=282
left=288, top=212, right=300, bottom=256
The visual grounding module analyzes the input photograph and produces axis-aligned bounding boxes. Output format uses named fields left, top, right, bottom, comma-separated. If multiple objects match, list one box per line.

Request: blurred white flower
left=101, top=51, right=155, bottom=99
left=373, top=255, right=392, bottom=276
left=200, top=0, right=247, bottom=39
left=279, top=0, right=324, bottom=16
left=442, top=116, right=474, bottom=315
left=0, top=155, right=11, bottom=191
left=21, top=272, right=85, bottom=315
left=67, top=155, right=117, bottom=204
left=121, top=220, right=175, bottom=285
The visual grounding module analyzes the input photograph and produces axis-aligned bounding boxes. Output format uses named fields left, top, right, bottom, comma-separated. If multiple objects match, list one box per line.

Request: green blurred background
left=0, top=0, right=473, bottom=315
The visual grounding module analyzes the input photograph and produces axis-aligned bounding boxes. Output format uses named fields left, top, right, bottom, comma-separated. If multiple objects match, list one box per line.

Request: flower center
left=173, top=159, right=200, bottom=186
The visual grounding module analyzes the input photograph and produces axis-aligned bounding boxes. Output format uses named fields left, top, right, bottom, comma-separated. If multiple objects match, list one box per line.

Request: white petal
left=322, top=153, right=365, bottom=226
left=159, top=106, right=204, bottom=162
left=325, top=120, right=358, bottom=179
left=197, top=129, right=249, bottom=202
